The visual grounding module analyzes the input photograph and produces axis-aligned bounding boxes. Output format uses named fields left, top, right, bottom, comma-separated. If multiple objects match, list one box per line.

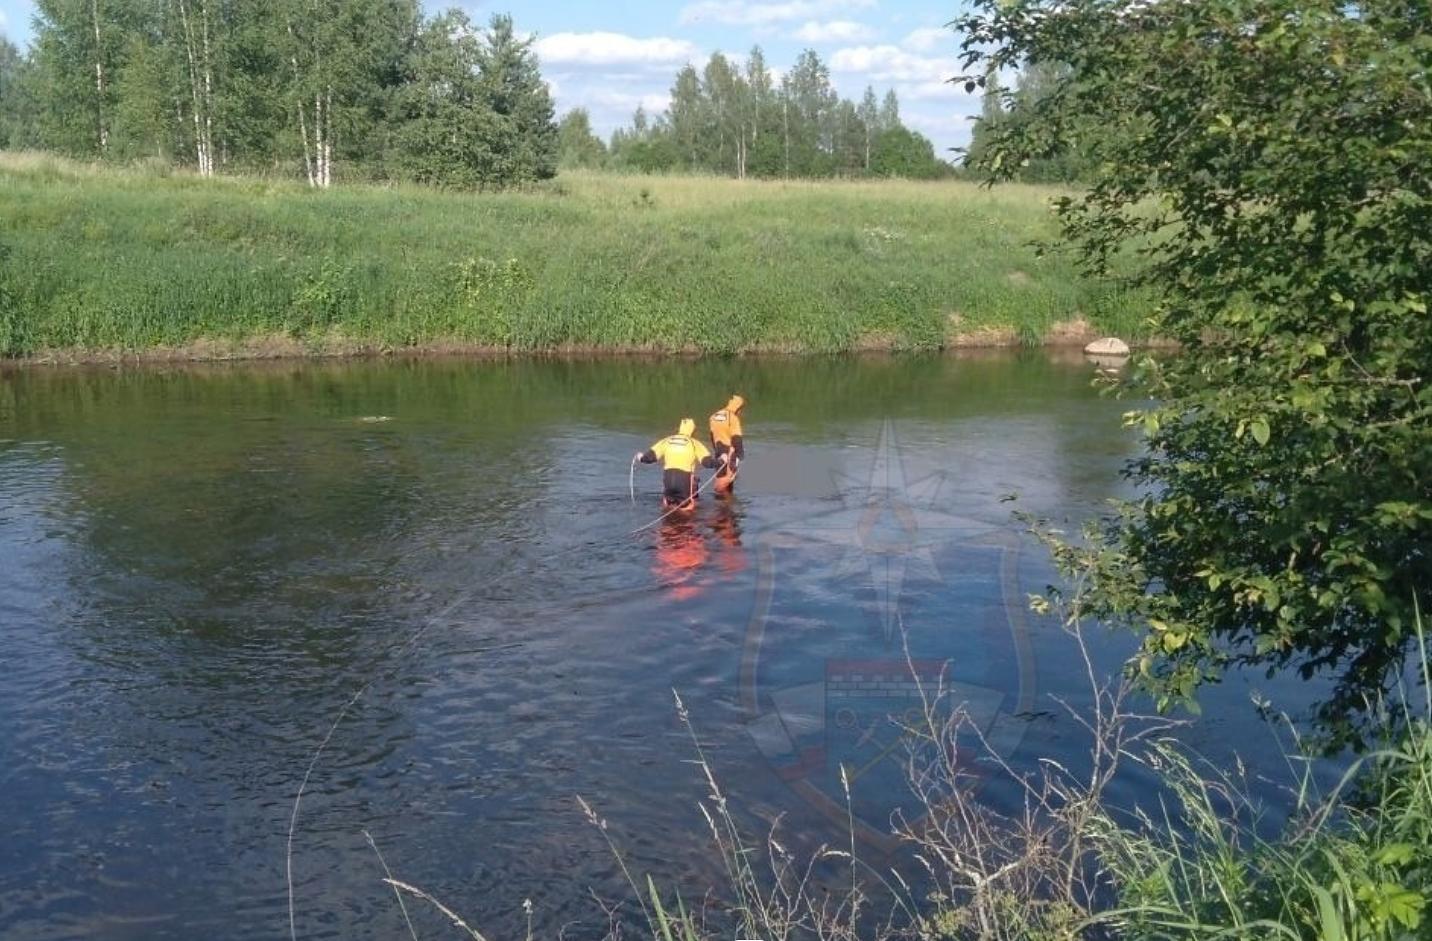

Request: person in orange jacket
left=636, top=418, right=728, bottom=509
left=708, top=394, right=746, bottom=493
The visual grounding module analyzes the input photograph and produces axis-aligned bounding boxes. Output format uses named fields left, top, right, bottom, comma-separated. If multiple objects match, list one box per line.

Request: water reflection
left=653, top=516, right=711, bottom=601
left=711, top=498, right=748, bottom=577
left=0, top=354, right=1327, bottom=941
left=647, top=496, right=751, bottom=603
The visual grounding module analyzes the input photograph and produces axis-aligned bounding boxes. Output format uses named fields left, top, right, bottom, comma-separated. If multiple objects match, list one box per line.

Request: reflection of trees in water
left=559, top=349, right=1111, bottom=434
left=0, top=365, right=574, bottom=717
left=4, top=363, right=643, bottom=939
left=0, top=356, right=1144, bottom=939
left=0, top=354, right=1134, bottom=687
left=0, top=354, right=1135, bottom=684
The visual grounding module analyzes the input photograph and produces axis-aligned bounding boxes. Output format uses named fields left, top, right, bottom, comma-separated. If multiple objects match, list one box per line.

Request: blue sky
left=0, top=0, right=978, bottom=154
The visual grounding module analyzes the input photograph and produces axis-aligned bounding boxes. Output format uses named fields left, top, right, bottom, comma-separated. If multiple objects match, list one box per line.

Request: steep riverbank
left=0, top=153, right=1151, bottom=361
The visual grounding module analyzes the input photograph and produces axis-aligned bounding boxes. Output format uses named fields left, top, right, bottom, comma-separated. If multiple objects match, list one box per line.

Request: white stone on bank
left=1084, top=337, right=1131, bottom=356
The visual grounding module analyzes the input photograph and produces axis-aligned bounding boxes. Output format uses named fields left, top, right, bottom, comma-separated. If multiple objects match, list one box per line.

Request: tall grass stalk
left=1088, top=612, right=1432, bottom=941
left=566, top=587, right=1428, bottom=940
left=364, top=829, right=420, bottom=941
left=353, top=608, right=1427, bottom=940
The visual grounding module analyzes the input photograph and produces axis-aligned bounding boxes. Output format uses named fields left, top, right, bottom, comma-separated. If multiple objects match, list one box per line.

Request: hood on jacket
left=727, top=395, right=745, bottom=414
left=678, top=418, right=696, bottom=437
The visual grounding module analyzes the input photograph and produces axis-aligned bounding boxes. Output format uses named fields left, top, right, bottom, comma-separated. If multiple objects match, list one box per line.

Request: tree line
left=964, top=60, right=1091, bottom=183
left=556, top=48, right=954, bottom=180
left=0, top=8, right=960, bottom=186
left=0, top=1, right=557, bottom=188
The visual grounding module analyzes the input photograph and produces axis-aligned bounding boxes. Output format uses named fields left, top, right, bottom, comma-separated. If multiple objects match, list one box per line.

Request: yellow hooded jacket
left=646, top=419, right=713, bottom=473
left=709, top=395, right=745, bottom=451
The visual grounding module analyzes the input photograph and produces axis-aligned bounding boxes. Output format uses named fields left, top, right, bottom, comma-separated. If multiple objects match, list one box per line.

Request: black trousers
left=713, top=441, right=737, bottom=474
left=663, top=469, right=695, bottom=504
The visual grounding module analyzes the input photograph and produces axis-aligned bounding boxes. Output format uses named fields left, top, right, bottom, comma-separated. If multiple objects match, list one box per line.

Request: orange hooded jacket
left=709, top=395, right=745, bottom=453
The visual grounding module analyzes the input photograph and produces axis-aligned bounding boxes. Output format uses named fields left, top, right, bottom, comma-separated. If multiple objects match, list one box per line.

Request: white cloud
left=680, top=0, right=875, bottom=28
left=0, top=10, right=9, bottom=31
left=534, top=32, right=698, bottom=68
left=894, top=79, right=971, bottom=102
left=902, top=110, right=973, bottom=151
left=552, top=83, right=673, bottom=143
left=903, top=112, right=970, bottom=132
left=793, top=20, right=874, bottom=43
left=902, top=26, right=950, bottom=53
left=824, top=41, right=978, bottom=154
left=829, top=44, right=956, bottom=83
left=585, top=89, right=672, bottom=114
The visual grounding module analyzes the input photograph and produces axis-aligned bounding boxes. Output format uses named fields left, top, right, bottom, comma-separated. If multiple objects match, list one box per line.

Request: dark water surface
left=0, top=355, right=1319, bottom=940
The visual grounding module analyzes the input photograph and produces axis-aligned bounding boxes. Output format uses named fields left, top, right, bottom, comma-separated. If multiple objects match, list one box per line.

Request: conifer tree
left=475, top=13, right=557, bottom=184
left=556, top=108, right=605, bottom=169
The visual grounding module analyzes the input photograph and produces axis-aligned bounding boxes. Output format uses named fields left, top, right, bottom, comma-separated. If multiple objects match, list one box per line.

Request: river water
left=0, top=354, right=1320, bottom=940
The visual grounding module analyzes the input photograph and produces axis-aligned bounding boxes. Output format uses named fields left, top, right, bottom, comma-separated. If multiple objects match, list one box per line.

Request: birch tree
left=878, top=88, right=900, bottom=132
left=701, top=53, right=743, bottom=177
left=282, top=0, right=408, bottom=187
left=743, top=45, right=774, bottom=177
left=784, top=49, right=836, bottom=175
left=0, top=39, right=37, bottom=148
left=856, top=85, right=878, bottom=171
left=32, top=0, right=120, bottom=155
left=173, top=0, right=217, bottom=175
left=832, top=98, right=863, bottom=175
left=668, top=64, right=702, bottom=170
left=89, top=0, right=109, bottom=151
left=282, top=0, right=333, bottom=187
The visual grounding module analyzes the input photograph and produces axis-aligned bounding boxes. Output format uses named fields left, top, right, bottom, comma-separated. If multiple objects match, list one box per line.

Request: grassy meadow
left=0, top=152, right=1151, bottom=360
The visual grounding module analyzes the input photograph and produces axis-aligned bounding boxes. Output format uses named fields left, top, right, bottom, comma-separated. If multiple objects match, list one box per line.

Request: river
left=0, top=354, right=1320, bottom=940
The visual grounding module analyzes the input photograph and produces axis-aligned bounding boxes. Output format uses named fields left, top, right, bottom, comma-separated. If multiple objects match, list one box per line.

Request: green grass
left=0, top=152, right=1152, bottom=359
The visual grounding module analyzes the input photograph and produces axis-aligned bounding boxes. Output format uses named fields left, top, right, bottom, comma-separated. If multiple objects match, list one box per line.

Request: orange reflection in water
left=711, top=498, right=747, bottom=576
left=653, top=515, right=710, bottom=601
left=650, top=496, right=747, bottom=600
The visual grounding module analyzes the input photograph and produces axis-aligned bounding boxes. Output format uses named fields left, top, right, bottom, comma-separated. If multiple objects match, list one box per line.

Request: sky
left=0, top=0, right=980, bottom=156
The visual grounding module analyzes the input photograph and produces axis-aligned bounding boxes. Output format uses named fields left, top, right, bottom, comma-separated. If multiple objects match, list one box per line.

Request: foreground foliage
left=0, top=156, right=1148, bottom=358
left=1095, top=723, right=1432, bottom=941
left=958, top=0, right=1431, bottom=748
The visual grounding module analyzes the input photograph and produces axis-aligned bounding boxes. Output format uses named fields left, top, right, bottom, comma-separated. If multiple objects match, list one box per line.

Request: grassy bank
left=0, top=153, right=1150, bottom=360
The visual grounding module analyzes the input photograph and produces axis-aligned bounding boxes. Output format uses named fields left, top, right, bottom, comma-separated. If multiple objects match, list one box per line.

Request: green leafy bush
left=957, top=0, right=1432, bottom=748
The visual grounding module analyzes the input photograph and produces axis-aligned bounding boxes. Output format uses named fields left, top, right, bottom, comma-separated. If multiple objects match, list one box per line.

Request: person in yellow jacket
left=636, top=418, right=728, bottom=508
left=708, top=394, right=746, bottom=493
